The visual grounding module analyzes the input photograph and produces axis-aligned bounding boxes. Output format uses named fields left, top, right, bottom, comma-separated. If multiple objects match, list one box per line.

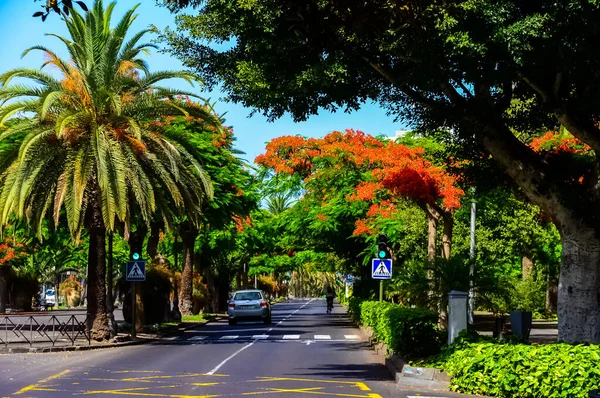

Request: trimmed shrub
left=349, top=300, right=441, bottom=359
left=445, top=342, right=600, bottom=398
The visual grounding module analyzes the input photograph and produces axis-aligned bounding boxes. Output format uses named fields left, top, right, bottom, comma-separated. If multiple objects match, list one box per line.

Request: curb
left=0, top=316, right=220, bottom=355
left=343, top=304, right=451, bottom=390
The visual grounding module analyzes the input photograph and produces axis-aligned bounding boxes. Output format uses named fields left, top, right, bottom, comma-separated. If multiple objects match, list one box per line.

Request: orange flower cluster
left=257, top=129, right=463, bottom=210
left=233, top=215, right=252, bottom=233
left=0, top=240, right=26, bottom=266
left=316, top=214, right=328, bottom=221
left=530, top=132, right=591, bottom=154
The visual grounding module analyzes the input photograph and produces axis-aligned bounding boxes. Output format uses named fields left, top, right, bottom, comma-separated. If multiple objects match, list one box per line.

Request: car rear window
left=234, top=292, right=262, bottom=300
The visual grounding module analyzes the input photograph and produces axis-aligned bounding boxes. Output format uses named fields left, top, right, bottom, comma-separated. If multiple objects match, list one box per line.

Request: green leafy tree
left=159, top=116, right=257, bottom=314
left=162, top=1, right=600, bottom=342
left=0, top=0, right=217, bottom=340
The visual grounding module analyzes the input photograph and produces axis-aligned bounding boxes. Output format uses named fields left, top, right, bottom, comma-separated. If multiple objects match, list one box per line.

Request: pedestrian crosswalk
left=178, top=334, right=362, bottom=342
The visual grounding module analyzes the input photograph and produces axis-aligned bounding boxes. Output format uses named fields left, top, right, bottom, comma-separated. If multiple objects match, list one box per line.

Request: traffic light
left=129, top=233, right=143, bottom=261
left=377, top=234, right=389, bottom=259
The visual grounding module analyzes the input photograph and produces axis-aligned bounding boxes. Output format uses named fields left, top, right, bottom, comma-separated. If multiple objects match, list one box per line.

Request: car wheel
left=264, top=316, right=271, bottom=325
left=228, top=319, right=236, bottom=326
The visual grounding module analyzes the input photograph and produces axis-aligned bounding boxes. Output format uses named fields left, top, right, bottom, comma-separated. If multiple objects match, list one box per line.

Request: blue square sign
left=126, top=261, right=146, bottom=282
left=372, top=259, right=392, bottom=280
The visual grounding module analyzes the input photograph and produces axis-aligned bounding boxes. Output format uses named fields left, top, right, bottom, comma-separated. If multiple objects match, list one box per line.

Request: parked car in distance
left=43, top=289, right=56, bottom=310
left=227, top=290, right=271, bottom=326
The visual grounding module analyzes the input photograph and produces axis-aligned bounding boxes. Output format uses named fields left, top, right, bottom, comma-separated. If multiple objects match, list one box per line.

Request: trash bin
left=589, top=389, right=600, bottom=398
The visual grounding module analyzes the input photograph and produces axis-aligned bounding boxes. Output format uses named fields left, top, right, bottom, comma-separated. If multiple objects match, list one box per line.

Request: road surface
left=0, top=299, right=463, bottom=397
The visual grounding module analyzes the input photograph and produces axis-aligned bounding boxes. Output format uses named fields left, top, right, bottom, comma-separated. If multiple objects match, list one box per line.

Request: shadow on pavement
left=295, top=363, right=393, bottom=382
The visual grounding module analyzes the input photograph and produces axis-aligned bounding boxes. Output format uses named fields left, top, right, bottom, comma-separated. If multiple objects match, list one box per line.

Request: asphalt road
left=0, top=299, right=464, bottom=398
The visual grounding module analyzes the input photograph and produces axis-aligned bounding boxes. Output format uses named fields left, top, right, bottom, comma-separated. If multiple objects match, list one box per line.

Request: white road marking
left=206, top=340, right=256, bottom=375
left=314, top=335, right=331, bottom=340
left=282, top=335, right=300, bottom=339
left=189, top=336, right=207, bottom=341
left=164, top=336, right=178, bottom=341
left=219, top=335, right=239, bottom=340
left=252, top=335, right=269, bottom=339
left=344, top=335, right=360, bottom=340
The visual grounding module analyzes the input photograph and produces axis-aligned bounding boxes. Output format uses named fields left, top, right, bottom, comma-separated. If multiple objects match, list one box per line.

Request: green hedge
left=444, top=342, right=600, bottom=398
left=348, top=299, right=441, bottom=359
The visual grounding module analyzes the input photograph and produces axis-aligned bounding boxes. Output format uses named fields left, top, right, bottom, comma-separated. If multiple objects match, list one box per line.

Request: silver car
left=227, top=290, right=271, bottom=325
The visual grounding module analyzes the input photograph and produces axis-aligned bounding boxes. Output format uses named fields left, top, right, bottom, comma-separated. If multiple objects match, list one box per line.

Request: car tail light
left=229, top=302, right=235, bottom=308
left=260, top=301, right=267, bottom=307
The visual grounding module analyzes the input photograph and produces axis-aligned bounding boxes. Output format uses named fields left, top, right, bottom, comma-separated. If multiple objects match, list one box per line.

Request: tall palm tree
left=0, top=0, right=216, bottom=340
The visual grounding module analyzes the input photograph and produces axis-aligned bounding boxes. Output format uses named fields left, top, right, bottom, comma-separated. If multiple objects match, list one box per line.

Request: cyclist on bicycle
left=325, top=285, right=335, bottom=313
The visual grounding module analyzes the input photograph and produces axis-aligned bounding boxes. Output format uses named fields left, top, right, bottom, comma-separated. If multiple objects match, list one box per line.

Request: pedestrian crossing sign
left=126, top=261, right=146, bottom=282
left=372, top=259, right=392, bottom=279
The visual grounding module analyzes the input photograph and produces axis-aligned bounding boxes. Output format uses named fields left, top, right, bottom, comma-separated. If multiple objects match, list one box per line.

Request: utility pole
left=468, top=191, right=476, bottom=325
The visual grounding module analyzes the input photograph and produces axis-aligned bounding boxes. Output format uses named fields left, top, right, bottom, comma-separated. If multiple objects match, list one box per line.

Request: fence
left=0, top=314, right=90, bottom=347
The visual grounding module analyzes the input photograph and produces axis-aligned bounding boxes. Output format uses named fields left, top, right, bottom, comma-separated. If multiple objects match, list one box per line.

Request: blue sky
left=0, top=0, right=407, bottom=164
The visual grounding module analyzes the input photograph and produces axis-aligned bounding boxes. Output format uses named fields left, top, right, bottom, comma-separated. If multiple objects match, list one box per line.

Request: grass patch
left=182, top=313, right=212, bottom=322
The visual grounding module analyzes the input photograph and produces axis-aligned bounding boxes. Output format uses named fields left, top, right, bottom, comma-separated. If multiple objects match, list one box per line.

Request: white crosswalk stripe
left=252, top=335, right=269, bottom=339
left=344, top=335, right=360, bottom=340
left=219, top=335, right=239, bottom=340
left=282, top=335, right=300, bottom=339
left=189, top=336, right=207, bottom=341
left=314, top=335, right=331, bottom=340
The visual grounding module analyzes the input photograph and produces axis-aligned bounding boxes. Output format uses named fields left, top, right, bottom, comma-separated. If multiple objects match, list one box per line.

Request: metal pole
left=131, top=282, right=136, bottom=340
left=379, top=280, right=383, bottom=302
left=254, top=274, right=257, bottom=289
left=468, top=198, right=476, bottom=325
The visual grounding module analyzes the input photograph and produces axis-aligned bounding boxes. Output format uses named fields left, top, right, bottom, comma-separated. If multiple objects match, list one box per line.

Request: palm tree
left=0, top=0, right=216, bottom=340
left=266, top=193, right=294, bottom=215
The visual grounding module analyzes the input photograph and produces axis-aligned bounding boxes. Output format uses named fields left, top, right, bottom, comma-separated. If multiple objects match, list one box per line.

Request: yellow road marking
left=82, top=389, right=220, bottom=398
left=267, top=387, right=323, bottom=392
left=112, top=371, right=164, bottom=374
left=192, top=382, right=221, bottom=386
left=13, top=369, right=70, bottom=395
left=354, top=382, right=370, bottom=391
left=202, top=373, right=228, bottom=377
left=31, top=388, right=59, bottom=392
left=253, top=377, right=367, bottom=386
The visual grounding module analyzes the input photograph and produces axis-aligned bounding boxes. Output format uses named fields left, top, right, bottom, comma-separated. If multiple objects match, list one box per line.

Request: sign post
left=372, top=259, right=392, bottom=302
left=126, top=260, right=146, bottom=339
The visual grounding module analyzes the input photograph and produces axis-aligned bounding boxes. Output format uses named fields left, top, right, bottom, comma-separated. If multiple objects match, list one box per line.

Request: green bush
left=350, top=300, right=441, bottom=359
left=444, top=342, right=600, bottom=398
left=510, top=277, right=547, bottom=317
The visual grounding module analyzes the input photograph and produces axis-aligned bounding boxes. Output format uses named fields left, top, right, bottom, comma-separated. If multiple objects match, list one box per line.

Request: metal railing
left=0, top=314, right=90, bottom=347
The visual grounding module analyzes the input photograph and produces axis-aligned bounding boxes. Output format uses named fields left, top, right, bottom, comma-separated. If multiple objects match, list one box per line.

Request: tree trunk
left=557, top=226, right=600, bottom=343
left=425, top=204, right=440, bottom=312
left=0, top=267, right=8, bottom=313
left=147, top=221, right=160, bottom=262
left=85, top=202, right=110, bottom=341
left=546, top=278, right=558, bottom=315
left=106, top=232, right=117, bottom=338
left=442, top=212, right=453, bottom=260
left=179, top=223, right=198, bottom=316
left=522, top=255, right=534, bottom=280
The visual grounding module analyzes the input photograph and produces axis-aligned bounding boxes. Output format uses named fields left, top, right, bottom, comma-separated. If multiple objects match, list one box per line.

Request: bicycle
left=326, top=297, right=334, bottom=314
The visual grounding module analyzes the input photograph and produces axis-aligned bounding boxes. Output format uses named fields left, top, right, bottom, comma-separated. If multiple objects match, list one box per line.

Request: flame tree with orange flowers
left=256, top=130, right=463, bottom=302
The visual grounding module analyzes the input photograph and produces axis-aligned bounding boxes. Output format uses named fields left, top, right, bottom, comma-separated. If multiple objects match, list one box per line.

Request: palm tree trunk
left=106, top=232, right=117, bottom=338
left=179, top=222, right=198, bottom=316
left=85, top=202, right=110, bottom=341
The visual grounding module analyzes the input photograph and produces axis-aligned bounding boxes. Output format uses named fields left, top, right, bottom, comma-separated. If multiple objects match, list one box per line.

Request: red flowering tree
left=0, top=237, right=27, bottom=313
left=256, top=130, right=463, bottom=264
